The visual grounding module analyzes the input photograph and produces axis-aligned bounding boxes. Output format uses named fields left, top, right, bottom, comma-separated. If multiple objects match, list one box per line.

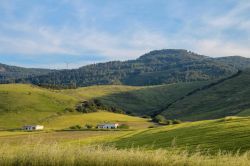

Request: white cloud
left=194, top=39, right=250, bottom=57
left=1, top=0, right=250, bottom=70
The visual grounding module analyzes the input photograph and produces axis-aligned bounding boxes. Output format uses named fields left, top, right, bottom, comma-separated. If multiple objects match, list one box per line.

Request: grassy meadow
left=114, top=116, right=250, bottom=153
left=1, top=143, right=250, bottom=166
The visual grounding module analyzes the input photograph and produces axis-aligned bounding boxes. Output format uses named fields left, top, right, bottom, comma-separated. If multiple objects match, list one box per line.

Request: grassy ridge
left=162, top=70, right=250, bottom=121
left=94, top=82, right=209, bottom=115
left=114, top=116, right=250, bottom=152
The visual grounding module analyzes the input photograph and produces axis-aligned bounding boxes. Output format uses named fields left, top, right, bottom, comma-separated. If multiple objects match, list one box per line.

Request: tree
left=153, top=115, right=166, bottom=124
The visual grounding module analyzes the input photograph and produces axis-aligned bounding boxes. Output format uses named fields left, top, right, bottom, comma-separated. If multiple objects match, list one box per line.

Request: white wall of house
left=23, top=125, right=44, bottom=131
left=97, top=123, right=119, bottom=129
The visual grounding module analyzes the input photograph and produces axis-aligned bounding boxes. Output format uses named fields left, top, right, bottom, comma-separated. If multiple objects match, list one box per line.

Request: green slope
left=0, top=84, right=149, bottom=129
left=114, top=116, right=250, bottom=152
left=94, top=82, right=209, bottom=116
left=160, top=70, right=250, bottom=121
left=43, top=111, right=152, bottom=130
left=0, top=84, right=78, bottom=129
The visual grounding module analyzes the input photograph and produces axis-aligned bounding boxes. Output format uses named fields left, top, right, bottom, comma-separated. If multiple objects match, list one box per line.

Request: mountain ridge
left=1, top=49, right=250, bottom=87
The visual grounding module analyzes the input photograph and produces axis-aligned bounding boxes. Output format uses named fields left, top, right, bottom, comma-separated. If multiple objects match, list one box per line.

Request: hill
left=114, top=116, right=250, bottom=152
left=1, top=69, right=250, bottom=129
left=0, top=84, right=77, bottom=129
left=14, top=49, right=249, bottom=87
left=0, top=63, right=51, bottom=83
left=160, top=69, right=250, bottom=121
left=0, top=82, right=209, bottom=129
left=217, top=56, right=250, bottom=70
left=0, top=84, right=153, bottom=129
left=90, top=82, right=209, bottom=116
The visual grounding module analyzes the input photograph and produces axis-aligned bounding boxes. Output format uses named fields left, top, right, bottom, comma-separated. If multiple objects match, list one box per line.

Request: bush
left=69, top=125, right=81, bottom=130
left=148, top=125, right=157, bottom=128
left=142, top=115, right=151, bottom=119
left=165, top=120, right=173, bottom=125
left=153, top=115, right=166, bottom=124
left=172, top=119, right=182, bottom=124
left=85, top=124, right=93, bottom=129
left=64, top=107, right=75, bottom=112
left=118, top=124, right=129, bottom=129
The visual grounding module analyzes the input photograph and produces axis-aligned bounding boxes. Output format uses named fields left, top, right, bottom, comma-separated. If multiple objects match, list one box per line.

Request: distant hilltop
left=1, top=49, right=250, bottom=88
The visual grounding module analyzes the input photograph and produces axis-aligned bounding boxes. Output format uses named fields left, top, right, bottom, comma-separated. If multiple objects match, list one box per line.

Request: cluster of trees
left=2, top=49, right=240, bottom=88
left=76, top=99, right=124, bottom=114
left=153, top=115, right=181, bottom=125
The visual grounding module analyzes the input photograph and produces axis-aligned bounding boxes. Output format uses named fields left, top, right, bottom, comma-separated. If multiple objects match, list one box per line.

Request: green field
left=1, top=116, right=250, bottom=153
left=1, top=116, right=250, bottom=165
left=114, top=116, right=250, bottom=153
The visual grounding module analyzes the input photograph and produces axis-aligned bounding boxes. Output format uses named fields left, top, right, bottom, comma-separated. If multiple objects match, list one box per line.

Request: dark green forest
left=1, top=49, right=250, bottom=88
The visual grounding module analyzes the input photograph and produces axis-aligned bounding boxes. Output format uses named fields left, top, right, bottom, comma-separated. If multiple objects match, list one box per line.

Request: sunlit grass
left=1, top=142, right=250, bottom=166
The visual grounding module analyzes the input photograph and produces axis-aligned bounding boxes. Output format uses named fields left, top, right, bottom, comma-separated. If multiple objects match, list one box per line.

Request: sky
left=0, top=0, right=250, bottom=69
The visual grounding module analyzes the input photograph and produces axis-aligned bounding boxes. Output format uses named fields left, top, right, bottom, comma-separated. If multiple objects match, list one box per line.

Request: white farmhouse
left=97, top=123, right=119, bottom=129
left=23, top=125, right=44, bottom=131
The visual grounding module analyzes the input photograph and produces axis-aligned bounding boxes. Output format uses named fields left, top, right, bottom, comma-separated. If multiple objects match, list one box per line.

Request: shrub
left=165, top=120, right=173, bottom=125
left=142, top=115, right=151, bottom=119
left=148, top=125, right=157, bottom=128
left=153, top=115, right=166, bottom=124
left=172, top=119, right=182, bottom=124
left=69, top=125, right=81, bottom=130
left=85, top=124, right=93, bottom=129
left=64, top=107, right=75, bottom=112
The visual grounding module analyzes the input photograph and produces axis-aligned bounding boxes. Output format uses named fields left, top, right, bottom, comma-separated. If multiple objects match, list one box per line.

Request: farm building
left=23, top=125, right=44, bottom=131
left=97, top=123, right=119, bottom=129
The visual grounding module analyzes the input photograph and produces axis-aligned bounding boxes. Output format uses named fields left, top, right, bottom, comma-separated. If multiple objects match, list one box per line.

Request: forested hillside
left=0, top=63, right=51, bottom=83
left=15, top=49, right=244, bottom=87
left=1, top=49, right=250, bottom=88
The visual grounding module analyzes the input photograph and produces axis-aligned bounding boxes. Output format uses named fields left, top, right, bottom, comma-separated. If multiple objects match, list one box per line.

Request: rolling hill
left=12, top=49, right=250, bottom=87
left=114, top=116, right=250, bottom=152
left=160, top=69, right=250, bottom=121
left=0, top=82, right=209, bottom=129
left=0, top=84, right=153, bottom=129
left=91, top=82, right=209, bottom=116
left=1, top=68, right=250, bottom=129
left=0, top=84, right=77, bottom=129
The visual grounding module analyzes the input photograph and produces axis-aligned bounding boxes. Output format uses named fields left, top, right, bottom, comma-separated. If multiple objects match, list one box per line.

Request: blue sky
left=0, top=0, right=250, bottom=68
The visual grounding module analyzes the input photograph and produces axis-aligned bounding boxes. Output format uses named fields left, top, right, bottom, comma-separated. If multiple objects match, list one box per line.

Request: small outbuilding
left=97, top=123, right=119, bottom=129
left=23, top=125, right=44, bottom=131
